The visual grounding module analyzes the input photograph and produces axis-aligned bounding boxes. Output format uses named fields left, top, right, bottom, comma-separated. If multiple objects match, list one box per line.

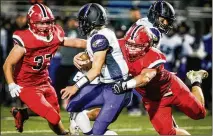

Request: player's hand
left=61, top=85, right=78, bottom=100
left=73, top=52, right=90, bottom=70
left=112, top=81, right=128, bottom=94
left=8, top=83, right=23, bottom=98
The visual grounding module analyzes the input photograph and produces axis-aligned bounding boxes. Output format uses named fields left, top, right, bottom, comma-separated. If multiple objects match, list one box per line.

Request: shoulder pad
left=146, top=48, right=166, bottom=68
left=55, top=24, right=65, bottom=42
left=91, top=34, right=109, bottom=52
left=13, top=31, right=25, bottom=47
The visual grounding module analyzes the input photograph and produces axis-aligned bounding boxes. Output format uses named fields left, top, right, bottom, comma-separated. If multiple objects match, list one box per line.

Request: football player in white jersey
left=72, top=2, right=207, bottom=135
left=60, top=3, right=132, bottom=135
left=70, top=1, right=179, bottom=135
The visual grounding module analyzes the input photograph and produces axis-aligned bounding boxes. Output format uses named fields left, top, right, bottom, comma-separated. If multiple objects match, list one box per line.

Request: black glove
left=112, top=81, right=128, bottom=94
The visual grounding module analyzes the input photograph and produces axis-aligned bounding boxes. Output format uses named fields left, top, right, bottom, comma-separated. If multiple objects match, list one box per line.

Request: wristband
left=125, top=79, right=137, bottom=89
left=75, top=76, right=90, bottom=89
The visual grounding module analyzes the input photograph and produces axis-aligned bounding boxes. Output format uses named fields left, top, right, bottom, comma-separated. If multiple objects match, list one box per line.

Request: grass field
left=1, top=106, right=212, bottom=135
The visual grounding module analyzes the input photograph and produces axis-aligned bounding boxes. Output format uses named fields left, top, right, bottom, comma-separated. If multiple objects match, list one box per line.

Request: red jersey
left=119, top=39, right=172, bottom=101
left=12, top=25, right=65, bottom=87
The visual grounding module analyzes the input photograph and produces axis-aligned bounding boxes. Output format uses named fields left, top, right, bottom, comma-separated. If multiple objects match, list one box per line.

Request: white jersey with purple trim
left=136, top=17, right=153, bottom=28
left=86, top=27, right=129, bottom=83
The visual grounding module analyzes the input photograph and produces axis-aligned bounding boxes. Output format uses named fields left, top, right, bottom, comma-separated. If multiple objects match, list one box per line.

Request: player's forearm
left=122, top=75, right=150, bottom=90
left=74, top=67, right=100, bottom=90
left=63, top=37, right=87, bottom=48
left=3, top=63, right=15, bottom=84
left=134, top=74, right=152, bottom=87
left=124, top=70, right=157, bottom=89
left=86, top=67, right=101, bottom=82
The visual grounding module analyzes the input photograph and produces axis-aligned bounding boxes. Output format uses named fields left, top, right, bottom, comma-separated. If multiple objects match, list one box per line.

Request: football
left=80, top=52, right=92, bottom=71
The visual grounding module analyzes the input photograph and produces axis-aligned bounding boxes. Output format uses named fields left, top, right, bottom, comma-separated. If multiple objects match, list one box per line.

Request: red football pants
left=19, top=83, right=60, bottom=125
left=143, top=74, right=206, bottom=135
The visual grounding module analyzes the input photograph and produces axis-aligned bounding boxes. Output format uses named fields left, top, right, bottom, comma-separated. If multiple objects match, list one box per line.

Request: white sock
left=104, top=130, right=118, bottom=135
left=75, top=111, right=92, bottom=133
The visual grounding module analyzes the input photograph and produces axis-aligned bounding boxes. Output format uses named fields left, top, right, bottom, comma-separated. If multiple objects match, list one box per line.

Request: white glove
left=8, top=83, right=23, bottom=98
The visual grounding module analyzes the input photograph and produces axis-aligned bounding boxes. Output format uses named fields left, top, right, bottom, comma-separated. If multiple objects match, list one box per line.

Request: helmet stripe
left=84, top=3, right=92, bottom=18
left=37, top=3, right=47, bottom=17
left=130, top=25, right=142, bottom=40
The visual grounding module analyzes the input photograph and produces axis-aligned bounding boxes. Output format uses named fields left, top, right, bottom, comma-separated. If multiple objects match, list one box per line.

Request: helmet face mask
left=27, top=3, right=55, bottom=37
left=77, top=3, right=107, bottom=36
left=125, top=40, right=150, bottom=61
left=33, top=21, right=53, bottom=36
left=125, top=26, right=153, bottom=62
left=147, top=1, right=176, bottom=34
left=155, top=16, right=174, bottom=34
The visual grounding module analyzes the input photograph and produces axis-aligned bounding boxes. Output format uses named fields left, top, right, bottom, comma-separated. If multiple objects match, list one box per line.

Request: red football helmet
left=27, top=3, right=55, bottom=37
left=125, top=24, right=154, bottom=61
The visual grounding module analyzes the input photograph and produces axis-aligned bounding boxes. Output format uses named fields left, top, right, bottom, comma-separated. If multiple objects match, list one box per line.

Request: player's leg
left=70, top=110, right=92, bottom=135
left=67, top=84, right=103, bottom=135
left=86, top=108, right=101, bottom=121
left=143, top=99, right=190, bottom=135
left=19, top=86, right=67, bottom=135
left=45, top=85, right=68, bottom=135
left=187, top=70, right=208, bottom=106
left=10, top=107, right=29, bottom=132
left=92, top=85, right=132, bottom=135
left=10, top=86, right=40, bottom=132
left=88, top=109, right=118, bottom=135
left=68, top=108, right=101, bottom=135
left=171, top=71, right=206, bottom=120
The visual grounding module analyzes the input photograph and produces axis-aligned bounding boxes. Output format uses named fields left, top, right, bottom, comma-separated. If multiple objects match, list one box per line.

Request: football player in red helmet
left=3, top=3, right=87, bottom=135
left=73, top=26, right=208, bottom=135
left=112, top=26, right=208, bottom=135
left=27, top=3, right=55, bottom=37
left=124, top=25, right=155, bottom=62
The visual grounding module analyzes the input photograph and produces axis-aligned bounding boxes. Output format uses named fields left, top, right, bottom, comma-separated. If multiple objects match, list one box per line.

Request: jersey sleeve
left=55, top=24, right=65, bottom=43
left=146, top=49, right=166, bottom=69
left=12, top=31, right=25, bottom=47
left=90, top=34, right=109, bottom=53
left=150, top=27, right=161, bottom=47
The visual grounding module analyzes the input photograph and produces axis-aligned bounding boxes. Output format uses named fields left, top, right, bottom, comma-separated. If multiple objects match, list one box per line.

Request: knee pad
left=45, top=108, right=60, bottom=125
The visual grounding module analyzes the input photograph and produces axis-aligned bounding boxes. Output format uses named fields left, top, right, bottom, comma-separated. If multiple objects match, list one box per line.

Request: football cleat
left=69, top=119, right=80, bottom=135
left=186, top=70, right=208, bottom=84
left=69, top=126, right=80, bottom=135
left=10, top=107, right=27, bottom=133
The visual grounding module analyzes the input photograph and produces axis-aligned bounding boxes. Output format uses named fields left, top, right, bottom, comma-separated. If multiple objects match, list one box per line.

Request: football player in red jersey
left=111, top=26, right=208, bottom=135
left=3, top=3, right=86, bottom=134
left=73, top=26, right=208, bottom=135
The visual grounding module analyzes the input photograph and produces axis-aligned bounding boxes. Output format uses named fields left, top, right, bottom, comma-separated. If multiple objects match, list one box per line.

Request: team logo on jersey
left=91, top=34, right=109, bottom=52
left=153, top=35, right=158, bottom=42
left=92, top=39, right=104, bottom=48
